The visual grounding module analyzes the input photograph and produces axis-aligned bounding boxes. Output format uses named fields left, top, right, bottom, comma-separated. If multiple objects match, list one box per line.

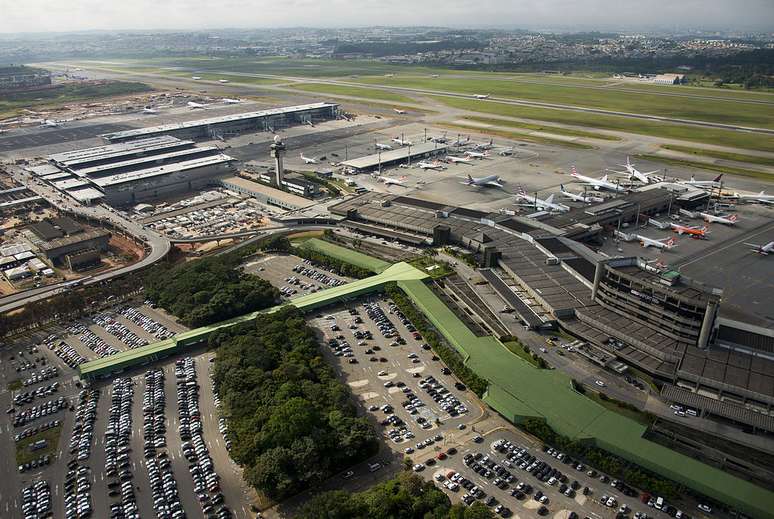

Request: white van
left=655, top=497, right=664, bottom=510
left=368, top=463, right=381, bottom=472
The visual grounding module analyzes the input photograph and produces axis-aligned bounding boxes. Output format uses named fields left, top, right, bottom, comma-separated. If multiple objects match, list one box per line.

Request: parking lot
left=243, top=252, right=351, bottom=300
left=309, top=295, right=482, bottom=471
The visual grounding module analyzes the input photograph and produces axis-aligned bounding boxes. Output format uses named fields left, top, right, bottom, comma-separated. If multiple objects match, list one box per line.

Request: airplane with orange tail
left=670, top=223, right=709, bottom=239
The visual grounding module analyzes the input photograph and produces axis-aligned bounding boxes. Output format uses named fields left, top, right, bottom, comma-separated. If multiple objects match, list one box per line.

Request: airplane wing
left=486, top=181, right=504, bottom=188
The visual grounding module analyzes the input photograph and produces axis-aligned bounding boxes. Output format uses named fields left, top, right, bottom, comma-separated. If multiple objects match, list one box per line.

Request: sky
left=0, top=0, right=772, bottom=33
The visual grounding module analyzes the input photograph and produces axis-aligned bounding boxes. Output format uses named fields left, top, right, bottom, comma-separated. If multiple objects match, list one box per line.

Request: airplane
left=474, top=94, right=490, bottom=99
left=393, top=108, right=407, bottom=115
left=570, top=165, right=627, bottom=192
left=222, top=98, right=242, bottom=104
left=638, top=235, right=677, bottom=250
left=670, top=223, right=708, bottom=239
left=744, top=241, right=774, bottom=255
left=191, top=76, right=202, bottom=80
left=142, top=107, right=158, bottom=114
left=375, top=143, right=393, bottom=151
left=300, top=153, right=318, bottom=164
left=700, top=212, right=738, bottom=225
left=218, top=79, right=229, bottom=83
left=498, top=147, right=514, bottom=156
left=39, top=119, right=61, bottom=128
left=559, top=184, right=605, bottom=203
left=473, top=138, right=495, bottom=151
left=450, top=136, right=470, bottom=146
left=515, top=188, right=570, bottom=213
left=464, top=150, right=489, bottom=159
left=391, top=136, right=413, bottom=146
left=614, top=157, right=662, bottom=184
left=429, top=133, right=448, bottom=143
left=461, top=174, right=504, bottom=188
left=446, top=155, right=473, bottom=164
left=377, top=176, right=407, bottom=186
left=678, top=174, right=723, bottom=188
left=415, top=161, right=445, bottom=171
left=732, top=191, right=774, bottom=205
left=187, top=101, right=208, bottom=109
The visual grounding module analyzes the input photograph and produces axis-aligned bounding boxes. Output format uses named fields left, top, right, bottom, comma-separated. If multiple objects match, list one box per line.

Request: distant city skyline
left=1, top=0, right=773, bottom=34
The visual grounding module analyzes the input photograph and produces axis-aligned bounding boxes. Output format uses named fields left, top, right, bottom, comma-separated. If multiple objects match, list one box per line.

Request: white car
left=595, top=380, right=606, bottom=387
left=697, top=504, right=713, bottom=514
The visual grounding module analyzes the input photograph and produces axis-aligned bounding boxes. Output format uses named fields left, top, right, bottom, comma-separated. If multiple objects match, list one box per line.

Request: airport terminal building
left=102, top=102, right=339, bottom=143
left=35, top=136, right=235, bottom=206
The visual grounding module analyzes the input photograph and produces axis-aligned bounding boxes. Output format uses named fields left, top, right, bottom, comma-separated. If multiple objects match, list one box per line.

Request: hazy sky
left=1, top=0, right=772, bottom=33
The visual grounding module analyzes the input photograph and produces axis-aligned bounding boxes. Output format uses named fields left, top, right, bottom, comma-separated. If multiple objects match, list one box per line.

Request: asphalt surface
left=0, top=123, right=130, bottom=153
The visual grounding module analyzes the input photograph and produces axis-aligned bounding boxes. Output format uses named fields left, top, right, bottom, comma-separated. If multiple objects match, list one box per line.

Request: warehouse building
left=340, top=142, right=448, bottom=173
left=102, top=102, right=339, bottom=143
left=220, top=176, right=315, bottom=211
left=256, top=171, right=319, bottom=198
left=0, top=65, right=51, bottom=92
left=39, top=229, right=111, bottom=265
left=46, top=136, right=235, bottom=205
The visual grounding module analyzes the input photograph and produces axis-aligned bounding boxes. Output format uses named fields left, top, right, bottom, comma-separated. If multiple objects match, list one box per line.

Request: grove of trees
left=209, top=307, right=379, bottom=500
left=143, top=253, right=279, bottom=327
left=297, top=471, right=495, bottom=519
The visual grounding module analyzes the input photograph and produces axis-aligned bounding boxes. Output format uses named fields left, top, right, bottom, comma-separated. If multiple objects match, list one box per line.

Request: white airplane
left=678, top=174, right=723, bottom=188
left=391, top=136, right=413, bottom=146
left=461, top=174, right=504, bottom=188
left=447, top=155, right=473, bottom=164
left=744, top=241, right=774, bottom=255
left=570, top=166, right=627, bottom=192
left=451, top=136, right=470, bottom=146
left=187, top=101, right=208, bottom=109
left=378, top=176, right=407, bottom=186
left=464, top=150, right=489, bottom=159
left=732, top=191, right=774, bottom=205
left=415, top=161, right=445, bottom=171
left=474, top=94, right=490, bottom=99
left=700, top=212, right=738, bottom=225
left=615, top=157, right=661, bottom=184
left=638, top=235, right=677, bottom=250
left=559, top=184, right=605, bottom=203
left=393, top=108, right=407, bottom=114
left=498, top=146, right=514, bottom=156
left=142, top=107, right=158, bottom=114
left=375, top=143, right=393, bottom=151
left=218, top=79, right=229, bottom=83
left=300, top=153, right=318, bottom=164
left=515, top=188, right=569, bottom=213
left=473, top=138, right=494, bottom=151
left=429, top=133, right=448, bottom=143
left=39, top=119, right=61, bottom=128
left=191, top=76, right=202, bottom=80
left=222, top=98, right=242, bottom=104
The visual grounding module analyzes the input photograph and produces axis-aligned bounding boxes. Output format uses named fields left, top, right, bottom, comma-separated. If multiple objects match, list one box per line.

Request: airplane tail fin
left=713, top=174, right=723, bottom=182
left=467, top=174, right=474, bottom=183
left=666, top=237, right=676, bottom=247
left=560, top=184, right=566, bottom=192
left=570, top=165, right=578, bottom=177
left=729, top=214, right=738, bottom=222
left=600, top=174, right=608, bottom=182
left=545, top=194, right=554, bottom=204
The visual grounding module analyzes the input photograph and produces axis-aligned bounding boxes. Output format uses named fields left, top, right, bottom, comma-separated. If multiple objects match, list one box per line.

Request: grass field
left=438, top=96, right=774, bottom=153
left=15, top=426, right=62, bottom=465
left=439, top=122, right=594, bottom=150
left=660, top=144, right=774, bottom=167
left=635, top=154, right=771, bottom=180
left=289, top=82, right=415, bottom=104
left=461, top=115, right=620, bottom=141
left=408, top=256, right=453, bottom=279
left=503, top=341, right=544, bottom=368
left=587, top=391, right=654, bottom=426
left=0, top=81, right=152, bottom=119
left=355, top=75, right=774, bottom=129
left=7, top=379, right=22, bottom=391
left=296, top=238, right=391, bottom=273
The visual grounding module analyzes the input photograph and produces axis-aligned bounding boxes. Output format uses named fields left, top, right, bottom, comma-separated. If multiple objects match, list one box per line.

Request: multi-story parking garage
left=101, top=102, right=339, bottom=142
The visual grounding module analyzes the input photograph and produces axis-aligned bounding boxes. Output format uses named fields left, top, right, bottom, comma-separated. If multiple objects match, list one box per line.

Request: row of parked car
left=292, top=262, right=346, bottom=288
left=176, top=358, right=232, bottom=519
left=16, top=418, right=61, bottom=443
left=69, top=389, right=99, bottom=462
left=13, top=396, right=67, bottom=427
left=105, top=377, right=139, bottom=519
left=93, top=313, right=149, bottom=349
left=120, top=306, right=176, bottom=340
left=50, top=342, right=86, bottom=368
left=20, top=365, right=59, bottom=387
left=64, top=464, right=93, bottom=519
left=77, top=327, right=120, bottom=358
left=13, top=381, right=59, bottom=406
left=143, top=368, right=186, bottom=519
left=418, top=375, right=467, bottom=417
left=21, top=480, right=51, bottom=519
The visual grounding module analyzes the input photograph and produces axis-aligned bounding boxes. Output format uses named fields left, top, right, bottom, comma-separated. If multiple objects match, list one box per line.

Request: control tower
left=270, top=135, right=286, bottom=186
